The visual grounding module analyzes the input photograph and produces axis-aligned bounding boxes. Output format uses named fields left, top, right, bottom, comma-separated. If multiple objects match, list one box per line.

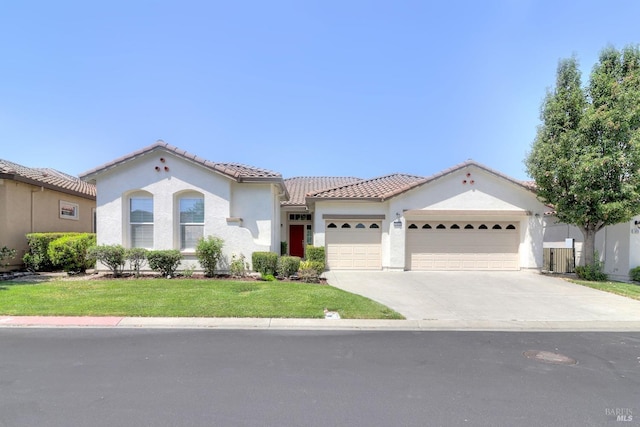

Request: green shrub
left=230, top=254, right=249, bottom=278
left=261, top=273, right=276, bottom=281
left=195, top=236, right=224, bottom=277
left=630, top=266, right=640, bottom=282
left=88, top=244, right=126, bottom=276
left=252, top=251, right=278, bottom=275
left=280, top=241, right=287, bottom=256
left=47, top=233, right=97, bottom=273
left=147, top=250, right=183, bottom=277
left=23, top=232, right=75, bottom=271
left=126, top=248, right=148, bottom=277
left=575, top=262, right=608, bottom=282
left=277, top=256, right=301, bottom=277
left=305, top=245, right=325, bottom=263
left=300, top=260, right=325, bottom=275
left=297, top=260, right=325, bottom=283
left=0, top=246, right=16, bottom=267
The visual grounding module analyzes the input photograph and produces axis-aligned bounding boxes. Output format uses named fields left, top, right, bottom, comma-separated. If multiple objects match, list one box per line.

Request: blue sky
left=1, top=1, right=638, bottom=181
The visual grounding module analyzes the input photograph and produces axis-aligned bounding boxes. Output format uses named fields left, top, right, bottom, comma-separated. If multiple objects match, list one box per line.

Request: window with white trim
left=130, top=195, right=154, bottom=248
left=179, top=195, right=204, bottom=250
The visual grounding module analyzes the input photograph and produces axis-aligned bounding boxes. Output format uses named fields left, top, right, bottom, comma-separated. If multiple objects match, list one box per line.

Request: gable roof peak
left=79, top=141, right=283, bottom=183
left=423, top=159, right=534, bottom=192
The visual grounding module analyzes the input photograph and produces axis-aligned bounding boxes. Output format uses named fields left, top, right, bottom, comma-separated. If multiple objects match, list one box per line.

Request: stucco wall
left=0, top=179, right=94, bottom=270
left=93, top=151, right=277, bottom=271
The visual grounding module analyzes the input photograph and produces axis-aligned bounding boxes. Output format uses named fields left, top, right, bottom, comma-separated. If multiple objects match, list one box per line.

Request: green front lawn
left=570, top=279, right=640, bottom=301
left=0, top=277, right=404, bottom=319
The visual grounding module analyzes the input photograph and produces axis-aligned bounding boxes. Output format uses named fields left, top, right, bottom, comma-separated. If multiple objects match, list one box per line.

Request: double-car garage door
left=406, top=221, right=519, bottom=270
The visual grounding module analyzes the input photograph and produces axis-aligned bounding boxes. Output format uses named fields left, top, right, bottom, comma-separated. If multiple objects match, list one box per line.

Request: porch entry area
left=288, top=213, right=313, bottom=258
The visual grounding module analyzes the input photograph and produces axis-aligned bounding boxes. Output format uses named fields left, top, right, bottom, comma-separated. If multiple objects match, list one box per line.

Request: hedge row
left=24, top=232, right=96, bottom=273
left=252, top=245, right=326, bottom=282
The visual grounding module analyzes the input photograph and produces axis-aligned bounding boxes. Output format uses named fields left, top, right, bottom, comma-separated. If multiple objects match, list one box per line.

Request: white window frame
left=129, top=195, right=154, bottom=249
left=59, top=200, right=79, bottom=220
left=178, top=193, right=204, bottom=251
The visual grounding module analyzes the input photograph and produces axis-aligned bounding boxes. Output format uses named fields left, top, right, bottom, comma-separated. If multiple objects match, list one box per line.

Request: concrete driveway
left=324, top=270, right=640, bottom=323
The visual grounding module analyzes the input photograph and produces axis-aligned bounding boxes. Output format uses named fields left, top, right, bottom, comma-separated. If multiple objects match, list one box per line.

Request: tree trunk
left=580, top=226, right=597, bottom=266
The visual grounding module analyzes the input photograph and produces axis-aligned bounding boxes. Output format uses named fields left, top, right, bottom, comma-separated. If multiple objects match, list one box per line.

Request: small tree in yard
left=88, top=245, right=126, bottom=277
left=526, top=45, right=640, bottom=268
left=196, top=236, right=224, bottom=277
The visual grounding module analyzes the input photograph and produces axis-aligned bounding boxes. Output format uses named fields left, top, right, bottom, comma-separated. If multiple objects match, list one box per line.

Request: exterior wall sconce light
left=393, top=212, right=402, bottom=228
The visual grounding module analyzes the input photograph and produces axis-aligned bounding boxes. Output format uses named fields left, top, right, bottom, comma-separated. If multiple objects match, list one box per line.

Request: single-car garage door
left=326, top=221, right=382, bottom=270
left=406, top=221, right=519, bottom=271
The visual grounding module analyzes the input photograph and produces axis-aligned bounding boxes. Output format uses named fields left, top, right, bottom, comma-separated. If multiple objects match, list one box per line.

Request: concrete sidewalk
left=2, top=315, right=640, bottom=331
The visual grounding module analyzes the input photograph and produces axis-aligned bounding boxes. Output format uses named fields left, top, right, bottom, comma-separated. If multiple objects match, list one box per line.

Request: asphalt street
left=1, top=329, right=638, bottom=427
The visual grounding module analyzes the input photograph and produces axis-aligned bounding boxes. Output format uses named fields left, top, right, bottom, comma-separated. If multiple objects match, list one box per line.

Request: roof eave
left=1, top=173, right=96, bottom=200
left=306, top=196, right=382, bottom=203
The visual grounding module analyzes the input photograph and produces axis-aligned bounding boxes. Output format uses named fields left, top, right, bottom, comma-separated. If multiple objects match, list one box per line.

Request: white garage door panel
left=326, top=227, right=382, bottom=270
left=407, top=223, right=519, bottom=271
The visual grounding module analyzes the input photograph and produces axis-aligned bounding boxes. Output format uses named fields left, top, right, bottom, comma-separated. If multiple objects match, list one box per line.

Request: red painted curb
left=0, top=316, right=123, bottom=326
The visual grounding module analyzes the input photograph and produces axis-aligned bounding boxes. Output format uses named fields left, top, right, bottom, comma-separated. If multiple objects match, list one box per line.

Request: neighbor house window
left=179, top=196, right=204, bottom=250
left=130, top=196, right=154, bottom=248
left=59, top=201, right=79, bottom=220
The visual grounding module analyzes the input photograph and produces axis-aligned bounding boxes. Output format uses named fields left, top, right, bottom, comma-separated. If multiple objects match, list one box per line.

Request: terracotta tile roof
left=79, top=140, right=284, bottom=182
left=308, top=173, right=428, bottom=201
left=283, top=176, right=363, bottom=206
left=305, top=160, right=536, bottom=202
left=0, top=159, right=96, bottom=199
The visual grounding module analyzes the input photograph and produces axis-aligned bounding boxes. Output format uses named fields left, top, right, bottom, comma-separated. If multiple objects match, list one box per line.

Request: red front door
left=289, top=225, right=305, bottom=257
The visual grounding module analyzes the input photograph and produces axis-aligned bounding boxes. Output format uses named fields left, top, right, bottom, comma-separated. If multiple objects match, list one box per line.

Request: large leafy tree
left=526, top=45, right=640, bottom=266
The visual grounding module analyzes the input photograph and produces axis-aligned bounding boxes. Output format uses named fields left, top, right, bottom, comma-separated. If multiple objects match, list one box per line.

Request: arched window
left=479, top=224, right=488, bottom=229
left=506, top=224, right=516, bottom=230
left=436, top=224, right=446, bottom=229
left=129, top=192, right=154, bottom=248
left=179, top=193, right=204, bottom=250
left=355, top=223, right=365, bottom=229
left=450, top=224, right=460, bottom=229
left=464, top=224, right=474, bottom=229
left=370, top=223, right=379, bottom=229
left=327, top=223, right=337, bottom=228
left=422, top=224, right=432, bottom=229
left=408, top=224, right=418, bottom=229
left=492, top=224, right=502, bottom=229
left=341, top=223, right=351, bottom=228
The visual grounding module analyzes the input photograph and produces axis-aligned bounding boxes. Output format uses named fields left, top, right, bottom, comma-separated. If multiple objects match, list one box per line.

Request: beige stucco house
left=80, top=141, right=640, bottom=281
left=0, top=159, right=96, bottom=270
